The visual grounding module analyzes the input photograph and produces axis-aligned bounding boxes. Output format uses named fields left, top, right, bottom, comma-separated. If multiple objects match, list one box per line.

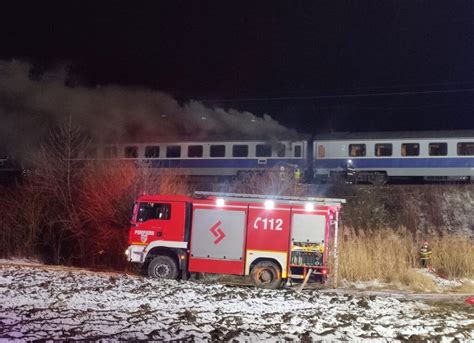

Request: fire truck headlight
left=216, top=198, right=225, bottom=207
left=264, top=200, right=274, bottom=210
left=305, top=203, right=314, bottom=211
left=125, top=249, right=129, bottom=256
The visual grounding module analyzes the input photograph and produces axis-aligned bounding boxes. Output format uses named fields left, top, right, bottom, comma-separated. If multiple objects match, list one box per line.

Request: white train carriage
left=82, top=140, right=307, bottom=177
left=313, top=131, right=474, bottom=184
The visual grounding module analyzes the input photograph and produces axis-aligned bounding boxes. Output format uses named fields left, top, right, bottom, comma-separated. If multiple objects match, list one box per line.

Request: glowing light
left=124, top=249, right=129, bottom=256
left=216, top=198, right=225, bottom=207
left=305, top=203, right=314, bottom=211
left=264, top=200, right=274, bottom=210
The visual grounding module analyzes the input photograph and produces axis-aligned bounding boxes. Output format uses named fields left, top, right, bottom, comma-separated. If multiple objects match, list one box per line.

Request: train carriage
left=313, top=131, right=474, bottom=184
left=81, top=140, right=308, bottom=177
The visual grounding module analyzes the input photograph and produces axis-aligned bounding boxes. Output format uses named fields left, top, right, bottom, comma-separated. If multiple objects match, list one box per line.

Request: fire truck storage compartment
left=290, top=213, right=327, bottom=268
left=189, top=208, right=246, bottom=274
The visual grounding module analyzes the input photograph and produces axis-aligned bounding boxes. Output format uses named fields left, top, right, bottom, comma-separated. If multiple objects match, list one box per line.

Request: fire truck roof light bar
left=193, top=191, right=346, bottom=205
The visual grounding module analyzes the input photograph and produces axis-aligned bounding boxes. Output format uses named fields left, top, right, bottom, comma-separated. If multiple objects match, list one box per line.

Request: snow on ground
left=0, top=265, right=473, bottom=342
left=418, top=268, right=467, bottom=290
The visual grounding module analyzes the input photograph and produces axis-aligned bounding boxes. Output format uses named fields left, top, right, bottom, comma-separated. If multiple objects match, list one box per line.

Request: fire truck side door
left=135, top=201, right=187, bottom=243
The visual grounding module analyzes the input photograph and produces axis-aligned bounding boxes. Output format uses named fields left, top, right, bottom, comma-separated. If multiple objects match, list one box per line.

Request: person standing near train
left=294, top=167, right=302, bottom=183
left=419, top=241, right=432, bottom=268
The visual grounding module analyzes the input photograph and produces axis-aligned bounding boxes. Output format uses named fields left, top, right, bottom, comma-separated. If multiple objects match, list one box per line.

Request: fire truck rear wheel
left=251, top=261, right=282, bottom=289
left=148, top=256, right=179, bottom=280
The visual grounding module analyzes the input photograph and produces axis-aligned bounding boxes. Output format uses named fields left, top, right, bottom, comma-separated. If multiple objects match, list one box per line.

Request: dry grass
left=429, top=236, right=474, bottom=279
left=338, top=228, right=417, bottom=283
left=337, top=228, right=474, bottom=288
left=397, top=269, right=438, bottom=292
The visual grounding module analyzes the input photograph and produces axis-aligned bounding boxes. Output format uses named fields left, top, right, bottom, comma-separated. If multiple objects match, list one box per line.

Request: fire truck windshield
left=137, top=202, right=171, bottom=222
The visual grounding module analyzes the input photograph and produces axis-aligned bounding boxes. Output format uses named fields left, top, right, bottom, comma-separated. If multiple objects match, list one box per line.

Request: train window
left=429, top=143, right=447, bottom=156
left=457, top=142, right=474, bottom=156
left=104, top=146, right=118, bottom=158
left=375, top=143, right=392, bottom=156
left=349, top=144, right=366, bottom=157
left=124, top=146, right=138, bottom=158
left=317, top=145, right=326, bottom=158
left=166, top=145, right=181, bottom=158
left=233, top=145, right=248, bottom=157
left=256, top=144, right=272, bottom=157
left=401, top=143, right=419, bottom=156
left=145, top=146, right=160, bottom=158
left=210, top=145, right=226, bottom=157
left=188, top=145, right=203, bottom=158
left=277, top=144, right=286, bottom=157
left=294, top=145, right=302, bottom=158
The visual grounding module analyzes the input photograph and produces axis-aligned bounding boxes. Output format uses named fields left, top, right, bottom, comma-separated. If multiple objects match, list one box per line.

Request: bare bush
left=231, top=168, right=306, bottom=196
left=332, top=184, right=474, bottom=236
left=75, top=161, right=138, bottom=267
left=0, top=187, right=45, bottom=258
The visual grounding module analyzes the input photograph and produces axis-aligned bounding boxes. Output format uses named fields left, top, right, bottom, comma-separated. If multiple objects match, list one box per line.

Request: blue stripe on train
left=143, top=158, right=305, bottom=168
left=314, top=157, right=474, bottom=169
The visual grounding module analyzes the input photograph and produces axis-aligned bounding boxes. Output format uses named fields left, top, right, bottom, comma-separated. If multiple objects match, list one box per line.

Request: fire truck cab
left=126, top=192, right=344, bottom=288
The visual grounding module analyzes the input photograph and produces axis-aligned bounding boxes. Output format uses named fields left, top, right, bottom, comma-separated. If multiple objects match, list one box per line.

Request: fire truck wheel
left=148, top=256, right=179, bottom=280
left=250, top=261, right=282, bottom=289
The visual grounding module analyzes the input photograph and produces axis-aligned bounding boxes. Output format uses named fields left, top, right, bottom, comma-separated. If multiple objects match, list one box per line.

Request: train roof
left=97, top=139, right=306, bottom=146
left=315, top=130, right=474, bottom=141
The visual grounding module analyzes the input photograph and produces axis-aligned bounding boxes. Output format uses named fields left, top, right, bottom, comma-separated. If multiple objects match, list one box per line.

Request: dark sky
left=1, top=1, right=473, bottom=135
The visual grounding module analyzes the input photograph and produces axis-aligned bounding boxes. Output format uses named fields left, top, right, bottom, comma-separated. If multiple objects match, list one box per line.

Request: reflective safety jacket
left=420, top=246, right=432, bottom=259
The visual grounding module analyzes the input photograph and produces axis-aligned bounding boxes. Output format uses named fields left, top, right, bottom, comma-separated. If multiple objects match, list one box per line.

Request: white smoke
left=0, top=60, right=299, bottom=156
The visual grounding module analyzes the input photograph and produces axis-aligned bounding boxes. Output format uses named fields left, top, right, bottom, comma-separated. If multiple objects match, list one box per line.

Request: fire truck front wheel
left=250, top=261, right=282, bottom=289
left=148, top=255, right=179, bottom=280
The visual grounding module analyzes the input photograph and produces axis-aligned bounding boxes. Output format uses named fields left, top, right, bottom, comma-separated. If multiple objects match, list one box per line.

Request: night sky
left=1, top=2, right=473, bottom=136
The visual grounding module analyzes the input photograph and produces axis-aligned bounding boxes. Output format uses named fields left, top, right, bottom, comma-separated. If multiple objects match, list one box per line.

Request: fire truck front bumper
left=125, top=245, right=146, bottom=263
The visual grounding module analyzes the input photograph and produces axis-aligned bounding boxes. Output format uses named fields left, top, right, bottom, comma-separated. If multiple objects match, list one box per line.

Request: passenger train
left=2, top=131, right=474, bottom=184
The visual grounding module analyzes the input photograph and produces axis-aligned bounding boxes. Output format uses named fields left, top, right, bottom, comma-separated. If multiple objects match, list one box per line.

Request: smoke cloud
left=0, top=60, right=299, bottom=157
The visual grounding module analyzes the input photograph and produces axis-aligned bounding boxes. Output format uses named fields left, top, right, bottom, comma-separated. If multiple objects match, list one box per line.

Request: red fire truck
left=126, top=192, right=345, bottom=288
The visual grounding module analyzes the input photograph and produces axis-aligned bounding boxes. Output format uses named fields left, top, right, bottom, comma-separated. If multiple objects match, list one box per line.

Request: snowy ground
left=0, top=264, right=473, bottom=342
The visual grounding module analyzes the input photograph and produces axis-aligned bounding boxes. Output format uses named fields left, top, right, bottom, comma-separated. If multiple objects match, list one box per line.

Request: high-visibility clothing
left=294, top=169, right=302, bottom=181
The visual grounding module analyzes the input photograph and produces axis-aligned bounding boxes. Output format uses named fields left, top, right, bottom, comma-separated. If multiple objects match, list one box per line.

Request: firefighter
left=419, top=241, right=432, bottom=268
left=345, top=159, right=356, bottom=184
left=294, top=167, right=302, bottom=183
left=279, top=166, right=286, bottom=182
